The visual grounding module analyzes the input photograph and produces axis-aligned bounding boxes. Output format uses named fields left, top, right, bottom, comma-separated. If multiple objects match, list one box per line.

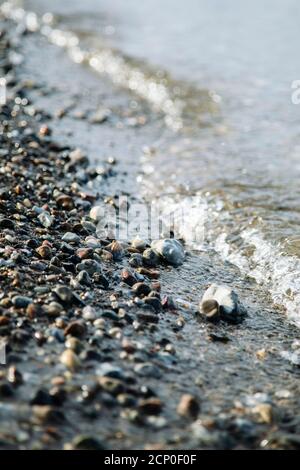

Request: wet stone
left=38, top=211, right=53, bottom=228
left=0, top=218, right=15, bottom=229
left=121, top=268, right=137, bottom=286
left=11, top=295, right=32, bottom=308
left=33, top=406, right=65, bottom=424
left=129, top=253, right=143, bottom=268
left=132, top=282, right=151, bottom=298
left=36, top=245, right=52, bottom=259
left=151, top=239, right=185, bottom=266
left=96, top=363, right=125, bottom=379
left=56, top=194, right=74, bottom=211
left=64, top=320, right=86, bottom=338
left=109, top=240, right=124, bottom=261
left=144, top=296, right=161, bottom=312
left=76, top=247, right=94, bottom=260
left=131, top=237, right=147, bottom=252
left=7, top=366, right=23, bottom=387
left=62, top=232, right=80, bottom=243
left=82, top=305, right=97, bottom=321
left=76, top=270, right=91, bottom=286
left=98, top=377, right=124, bottom=395
left=44, top=301, right=64, bottom=317
left=138, top=398, right=163, bottom=415
left=71, top=435, right=105, bottom=450
left=142, top=248, right=160, bottom=267
left=53, top=286, right=74, bottom=305
left=30, top=389, right=53, bottom=406
left=177, top=394, right=200, bottom=419
left=134, top=363, right=162, bottom=379
left=0, top=381, right=14, bottom=398
left=30, top=261, right=47, bottom=271
left=60, top=349, right=81, bottom=371
left=76, top=259, right=101, bottom=275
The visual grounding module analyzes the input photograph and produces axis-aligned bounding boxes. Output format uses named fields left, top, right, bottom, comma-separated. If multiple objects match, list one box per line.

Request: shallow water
left=4, top=0, right=300, bottom=324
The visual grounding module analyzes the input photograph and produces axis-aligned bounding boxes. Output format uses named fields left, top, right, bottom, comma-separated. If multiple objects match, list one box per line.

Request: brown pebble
left=26, top=303, right=42, bottom=319
left=76, top=248, right=93, bottom=260
left=33, top=406, right=64, bottom=424
left=177, top=394, right=200, bottom=419
left=151, top=281, right=161, bottom=292
left=109, top=240, right=124, bottom=261
left=64, top=321, right=86, bottom=338
left=121, top=268, right=136, bottom=286
left=39, top=125, right=52, bottom=136
left=0, top=316, right=10, bottom=326
left=98, top=376, right=124, bottom=395
left=251, top=403, right=273, bottom=424
left=51, top=376, right=66, bottom=386
left=39, top=124, right=52, bottom=136
left=36, top=245, right=52, bottom=259
left=56, top=194, right=74, bottom=211
left=138, top=398, right=162, bottom=415
left=60, top=349, right=81, bottom=370
left=137, top=267, right=160, bottom=279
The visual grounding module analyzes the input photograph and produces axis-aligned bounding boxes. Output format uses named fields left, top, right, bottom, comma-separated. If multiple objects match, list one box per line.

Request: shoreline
left=1, top=16, right=300, bottom=450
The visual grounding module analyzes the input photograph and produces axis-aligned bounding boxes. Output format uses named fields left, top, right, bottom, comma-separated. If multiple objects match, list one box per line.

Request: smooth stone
left=62, top=232, right=80, bottom=243
left=0, top=218, right=15, bottom=229
left=60, top=349, right=81, bottom=370
left=82, top=305, right=97, bottom=321
left=134, top=362, right=162, bottom=379
left=129, top=253, right=143, bottom=268
left=76, top=270, right=91, bottom=286
left=151, top=239, right=185, bottom=266
left=177, top=394, right=200, bottom=418
left=138, top=398, right=162, bottom=415
left=132, top=282, right=151, bottom=297
left=89, top=205, right=103, bottom=222
left=84, top=236, right=100, bottom=248
left=199, top=284, right=246, bottom=323
left=36, top=245, right=52, bottom=259
left=96, top=363, right=124, bottom=379
left=71, top=435, right=105, bottom=450
left=54, top=286, right=74, bottom=305
left=98, top=376, right=124, bottom=395
left=76, top=259, right=101, bottom=275
left=64, top=320, right=86, bottom=338
left=30, top=389, right=53, bottom=406
left=47, top=328, right=65, bottom=343
left=131, top=237, right=147, bottom=252
left=142, top=248, right=160, bottom=267
left=38, top=211, right=53, bottom=228
left=109, top=240, right=124, bottom=261
left=44, top=301, right=64, bottom=317
left=121, top=268, right=137, bottom=286
left=11, top=296, right=32, bottom=308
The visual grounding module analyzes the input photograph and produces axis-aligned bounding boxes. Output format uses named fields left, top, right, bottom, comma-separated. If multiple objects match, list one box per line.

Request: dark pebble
left=132, top=282, right=151, bottom=297
left=64, top=320, right=86, bottom=338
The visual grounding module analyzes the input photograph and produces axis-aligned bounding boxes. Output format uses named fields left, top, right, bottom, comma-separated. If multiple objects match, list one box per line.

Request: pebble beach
left=1, top=11, right=300, bottom=451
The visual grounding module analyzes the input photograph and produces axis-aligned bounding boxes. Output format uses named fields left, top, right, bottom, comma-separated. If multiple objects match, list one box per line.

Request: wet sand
left=0, top=17, right=300, bottom=450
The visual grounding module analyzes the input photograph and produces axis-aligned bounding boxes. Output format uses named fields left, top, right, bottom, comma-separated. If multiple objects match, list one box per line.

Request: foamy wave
left=147, top=187, right=300, bottom=326
left=214, top=228, right=300, bottom=326
left=150, top=193, right=209, bottom=248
